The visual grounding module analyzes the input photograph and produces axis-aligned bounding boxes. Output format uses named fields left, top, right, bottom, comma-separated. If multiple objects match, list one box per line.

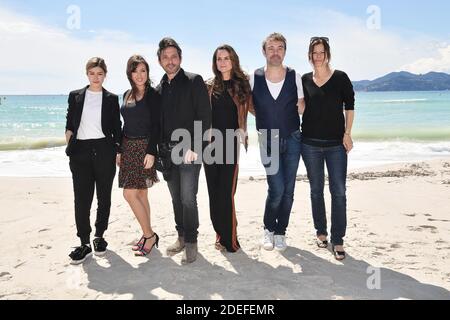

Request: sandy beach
left=0, top=158, right=449, bottom=300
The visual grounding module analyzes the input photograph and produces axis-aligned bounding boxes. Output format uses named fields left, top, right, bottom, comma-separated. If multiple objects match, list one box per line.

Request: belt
left=124, top=135, right=148, bottom=140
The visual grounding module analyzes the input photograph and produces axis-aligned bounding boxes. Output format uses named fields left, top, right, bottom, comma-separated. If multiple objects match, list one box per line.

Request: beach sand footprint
left=408, top=225, right=438, bottom=233
left=31, top=244, right=52, bottom=250
left=419, top=225, right=438, bottom=231
left=428, top=218, right=450, bottom=222
left=404, top=213, right=417, bottom=217
left=0, top=272, right=13, bottom=281
left=14, top=261, right=26, bottom=269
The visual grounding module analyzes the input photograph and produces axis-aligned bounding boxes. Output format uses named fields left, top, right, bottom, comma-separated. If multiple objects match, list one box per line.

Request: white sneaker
left=274, top=235, right=287, bottom=252
left=262, top=229, right=274, bottom=251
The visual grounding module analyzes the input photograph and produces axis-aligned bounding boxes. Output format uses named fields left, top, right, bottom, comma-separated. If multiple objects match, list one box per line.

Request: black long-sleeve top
left=301, top=70, right=355, bottom=145
left=120, top=86, right=160, bottom=156
left=211, top=80, right=239, bottom=133
left=157, top=68, right=212, bottom=151
left=210, top=80, right=239, bottom=163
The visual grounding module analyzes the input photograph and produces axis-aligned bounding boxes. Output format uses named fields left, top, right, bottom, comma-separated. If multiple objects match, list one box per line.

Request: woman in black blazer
left=65, top=57, right=122, bottom=265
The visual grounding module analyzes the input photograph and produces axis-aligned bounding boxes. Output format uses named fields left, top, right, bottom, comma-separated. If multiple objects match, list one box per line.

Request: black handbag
left=155, top=143, right=174, bottom=180
left=155, top=146, right=172, bottom=173
left=155, top=155, right=169, bottom=173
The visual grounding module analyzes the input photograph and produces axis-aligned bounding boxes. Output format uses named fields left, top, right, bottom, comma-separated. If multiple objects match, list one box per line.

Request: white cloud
left=0, top=7, right=212, bottom=94
left=401, top=44, right=450, bottom=74
left=0, top=5, right=449, bottom=94
left=282, top=9, right=448, bottom=81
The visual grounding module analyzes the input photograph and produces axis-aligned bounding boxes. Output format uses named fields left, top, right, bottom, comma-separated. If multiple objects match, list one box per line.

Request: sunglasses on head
left=310, top=37, right=330, bottom=43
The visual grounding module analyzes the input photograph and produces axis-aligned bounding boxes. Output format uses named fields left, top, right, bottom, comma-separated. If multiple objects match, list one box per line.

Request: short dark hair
left=86, top=57, right=107, bottom=74
left=157, top=37, right=182, bottom=61
left=262, top=33, right=287, bottom=52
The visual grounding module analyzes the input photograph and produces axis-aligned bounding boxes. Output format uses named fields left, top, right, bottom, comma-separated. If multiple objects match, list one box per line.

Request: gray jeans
left=166, top=163, right=202, bottom=243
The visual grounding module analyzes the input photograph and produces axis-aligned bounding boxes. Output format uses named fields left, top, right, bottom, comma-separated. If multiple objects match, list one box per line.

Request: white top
left=77, top=90, right=105, bottom=140
left=249, top=68, right=304, bottom=100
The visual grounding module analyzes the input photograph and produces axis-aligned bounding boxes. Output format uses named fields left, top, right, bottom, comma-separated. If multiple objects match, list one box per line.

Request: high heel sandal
left=135, top=233, right=159, bottom=257
left=332, top=244, right=346, bottom=261
left=316, top=236, right=329, bottom=249
left=132, top=235, right=145, bottom=252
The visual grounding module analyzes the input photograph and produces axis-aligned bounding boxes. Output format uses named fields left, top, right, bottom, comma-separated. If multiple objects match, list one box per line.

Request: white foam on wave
left=378, top=99, right=428, bottom=103
left=0, top=147, right=70, bottom=177
left=1, top=141, right=450, bottom=178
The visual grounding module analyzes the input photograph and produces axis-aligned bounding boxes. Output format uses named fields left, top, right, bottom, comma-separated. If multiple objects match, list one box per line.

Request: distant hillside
left=352, top=71, right=450, bottom=92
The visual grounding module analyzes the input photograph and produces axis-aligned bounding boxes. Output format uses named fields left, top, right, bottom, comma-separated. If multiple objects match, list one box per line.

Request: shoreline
left=1, top=142, right=450, bottom=178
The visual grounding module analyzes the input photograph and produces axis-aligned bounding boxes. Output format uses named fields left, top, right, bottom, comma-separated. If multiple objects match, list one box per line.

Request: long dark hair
left=308, top=38, right=332, bottom=64
left=212, top=45, right=251, bottom=105
left=126, top=55, right=151, bottom=100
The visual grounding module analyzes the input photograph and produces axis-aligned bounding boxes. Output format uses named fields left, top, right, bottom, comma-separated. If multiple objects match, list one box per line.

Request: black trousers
left=204, top=162, right=240, bottom=252
left=69, top=138, right=116, bottom=245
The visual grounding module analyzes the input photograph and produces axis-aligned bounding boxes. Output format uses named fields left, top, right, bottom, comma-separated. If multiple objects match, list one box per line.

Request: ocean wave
left=352, top=129, right=450, bottom=141
left=1, top=142, right=450, bottom=177
left=0, top=138, right=66, bottom=151
left=367, top=99, right=429, bottom=104
left=429, top=146, right=450, bottom=153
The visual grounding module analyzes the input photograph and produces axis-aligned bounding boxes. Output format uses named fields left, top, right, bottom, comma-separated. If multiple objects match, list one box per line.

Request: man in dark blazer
left=156, top=38, right=211, bottom=264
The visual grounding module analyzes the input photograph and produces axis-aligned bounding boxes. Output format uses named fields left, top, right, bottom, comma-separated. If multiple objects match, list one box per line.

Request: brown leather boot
left=166, top=237, right=185, bottom=256
left=181, top=242, right=198, bottom=264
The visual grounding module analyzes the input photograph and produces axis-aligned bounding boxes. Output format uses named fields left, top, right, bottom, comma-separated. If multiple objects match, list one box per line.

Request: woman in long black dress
left=205, top=45, right=253, bottom=253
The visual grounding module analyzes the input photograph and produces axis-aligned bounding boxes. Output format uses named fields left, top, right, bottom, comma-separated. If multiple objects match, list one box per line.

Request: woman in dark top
left=65, top=57, right=122, bottom=265
left=205, top=45, right=253, bottom=253
left=300, top=37, right=355, bottom=260
left=118, top=55, right=160, bottom=257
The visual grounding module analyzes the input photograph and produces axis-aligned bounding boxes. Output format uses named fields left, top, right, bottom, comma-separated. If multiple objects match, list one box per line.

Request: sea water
left=0, top=91, right=449, bottom=177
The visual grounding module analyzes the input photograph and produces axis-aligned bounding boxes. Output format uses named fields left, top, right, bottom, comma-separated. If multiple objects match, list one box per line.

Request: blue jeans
left=166, top=163, right=202, bottom=243
left=301, top=142, right=348, bottom=246
left=259, top=130, right=302, bottom=235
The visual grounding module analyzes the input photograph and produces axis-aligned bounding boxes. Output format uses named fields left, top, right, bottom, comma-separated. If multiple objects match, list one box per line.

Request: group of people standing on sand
left=65, top=33, right=355, bottom=266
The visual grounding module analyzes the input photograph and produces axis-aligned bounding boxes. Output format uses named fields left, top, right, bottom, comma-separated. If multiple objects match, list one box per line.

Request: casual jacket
left=157, top=68, right=212, bottom=152
left=65, top=86, right=122, bottom=151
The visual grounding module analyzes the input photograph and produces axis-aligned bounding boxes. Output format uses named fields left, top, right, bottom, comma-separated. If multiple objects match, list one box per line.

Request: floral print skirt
left=119, top=137, right=159, bottom=189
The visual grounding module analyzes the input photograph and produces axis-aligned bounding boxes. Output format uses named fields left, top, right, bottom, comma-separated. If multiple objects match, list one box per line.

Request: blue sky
left=1, top=0, right=449, bottom=94
left=2, top=0, right=449, bottom=37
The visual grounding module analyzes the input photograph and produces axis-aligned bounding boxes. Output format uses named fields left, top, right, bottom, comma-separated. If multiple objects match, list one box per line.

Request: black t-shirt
left=121, top=96, right=150, bottom=138
left=301, top=70, right=355, bottom=145
left=161, top=78, right=177, bottom=142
